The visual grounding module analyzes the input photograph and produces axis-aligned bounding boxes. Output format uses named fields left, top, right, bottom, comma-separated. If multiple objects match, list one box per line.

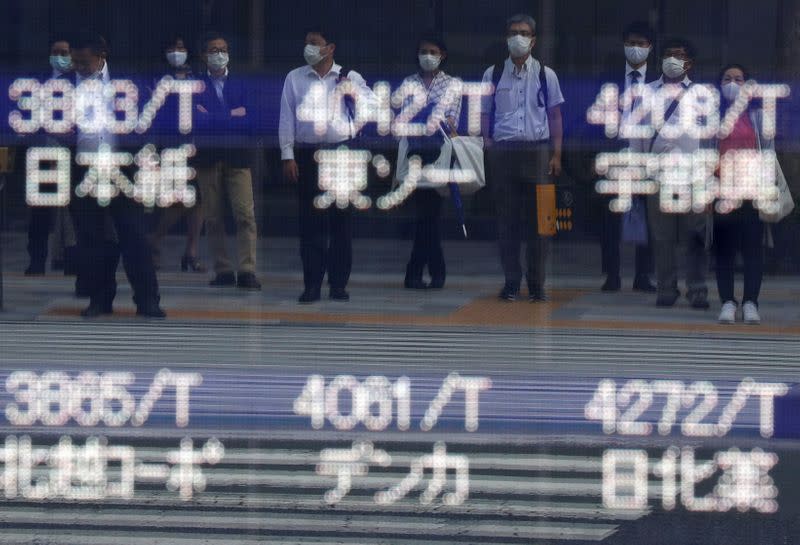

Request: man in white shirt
left=480, top=14, right=564, bottom=302
left=598, top=22, right=656, bottom=294
left=631, top=39, right=709, bottom=309
left=70, top=32, right=164, bottom=318
left=279, top=28, right=372, bottom=304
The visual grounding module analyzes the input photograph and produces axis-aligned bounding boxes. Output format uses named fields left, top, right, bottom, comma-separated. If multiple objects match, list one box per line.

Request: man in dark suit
left=194, top=31, right=261, bottom=291
left=598, top=21, right=656, bottom=293
left=25, top=35, right=77, bottom=276
left=70, top=31, right=164, bottom=318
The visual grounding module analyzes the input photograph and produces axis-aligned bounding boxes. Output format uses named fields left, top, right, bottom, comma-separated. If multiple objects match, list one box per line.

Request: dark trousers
left=26, top=207, right=55, bottom=268
left=406, top=189, right=445, bottom=283
left=646, top=195, right=708, bottom=298
left=486, top=144, right=549, bottom=292
left=296, top=148, right=352, bottom=292
left=600, top=197, right=653, bottom=280
left=714, top=202, right=764, bottom=305
left=70, top=169, right=159, bottom=309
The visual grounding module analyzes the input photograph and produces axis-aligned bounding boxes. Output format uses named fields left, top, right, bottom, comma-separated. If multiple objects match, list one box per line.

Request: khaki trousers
left=197, top=162, right=257, bottom=274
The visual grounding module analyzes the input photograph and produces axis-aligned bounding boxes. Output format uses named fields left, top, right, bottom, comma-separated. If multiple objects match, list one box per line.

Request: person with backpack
left=480, top=13, right=565, bottom=302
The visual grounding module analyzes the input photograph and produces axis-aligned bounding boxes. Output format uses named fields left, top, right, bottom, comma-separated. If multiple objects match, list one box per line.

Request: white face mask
left=722, top=81, right=742, bottom=101
left=624, top=45, right=650, bottom=66
left=206, top=52, right=229, bottom=71
left=304, top=44, right=328, bottom=66
left=662, top=57, right=687, bottom=79
left=49, top=55, right=72, bottom=73
left=166, top=51, right=188, bottom=68
left=507, top=35, right=532, bottom=58
left=418, top=54, right=441, bottom=72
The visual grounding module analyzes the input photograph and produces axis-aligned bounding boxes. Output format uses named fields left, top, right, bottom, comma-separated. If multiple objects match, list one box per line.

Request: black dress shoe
left=633, top=276, right=657, bottom=292
left=80, top=303, right=113, bottom=318
left=209, top=272, right=236, bottom=287
left=404, top=278, right=427, bottom=290
left=601, top=276, right=621, bottom=292
left=298, top=289, right=321, bottom=304
left=329, top=288, right=350, bottom=302
left=498, top=285, right=519, bottom=302
left=236, top=272, right=262, bottom=291
left=136, top=302, right=166, bottom=319
left=428, top=277, right=445, bottom=290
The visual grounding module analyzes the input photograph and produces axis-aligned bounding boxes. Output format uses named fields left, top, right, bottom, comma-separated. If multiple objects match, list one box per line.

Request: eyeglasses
left=207, top=48, right=228, bottom=54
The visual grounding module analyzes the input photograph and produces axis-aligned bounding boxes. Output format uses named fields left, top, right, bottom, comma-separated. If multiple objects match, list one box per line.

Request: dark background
left=0, top=0, right=789, bottom=79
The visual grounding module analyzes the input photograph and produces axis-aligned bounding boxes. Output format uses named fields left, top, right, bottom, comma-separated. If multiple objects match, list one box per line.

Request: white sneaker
left=718, top=301, right=737, bottom=324
left=742, top=301, right=761, bottom=324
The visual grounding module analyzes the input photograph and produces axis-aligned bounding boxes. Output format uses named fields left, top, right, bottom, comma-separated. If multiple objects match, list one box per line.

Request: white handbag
left=759, top=156, right=795, bottom=223
left=394, top=132, right=485, bottom=196
left=394, top=136, right=452, bottom=191
left=751, top=109, right=795, bottom=223
left=447, top=135, right=486, bottom=195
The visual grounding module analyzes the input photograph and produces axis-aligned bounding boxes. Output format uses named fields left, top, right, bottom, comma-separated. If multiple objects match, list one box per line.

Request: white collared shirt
left=76, top=61, right=115, bottom=152
left=481, top=56, right=564, bottom=142
left=624, top=61, right=647, bottom=93
left=279, top=62, right=373, bottom=160
left=76, top=59, right=110, bottom=85
left=631, top=74, right=698, bottom=155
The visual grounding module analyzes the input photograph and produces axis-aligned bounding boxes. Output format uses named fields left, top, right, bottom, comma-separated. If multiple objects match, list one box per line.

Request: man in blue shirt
left=481, top=14, right=565, bottom=302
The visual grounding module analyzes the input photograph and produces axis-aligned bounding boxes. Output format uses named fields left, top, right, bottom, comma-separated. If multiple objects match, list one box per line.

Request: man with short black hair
left=481, top=14, right=565, bottom=303
left=279, top=28, right=372, bottom=304
left=195, top=31, right=261, bottom=291
left=598, top=21, right=657, bottom=293
left=632, top=38, right=709, bottom=309
left=70, top=31, right=164, bottom=318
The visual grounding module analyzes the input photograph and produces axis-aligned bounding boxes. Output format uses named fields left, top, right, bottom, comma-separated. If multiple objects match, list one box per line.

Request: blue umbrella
left=438, top=125, right=468, bottom=239
left=448, top=181, right=468, bottom=239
